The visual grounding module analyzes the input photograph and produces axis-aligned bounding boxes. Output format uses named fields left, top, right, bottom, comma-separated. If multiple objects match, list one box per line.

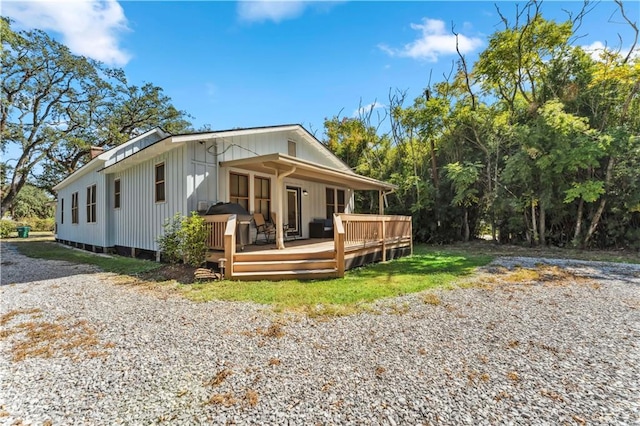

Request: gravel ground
left=1, top=242, right=639, bottom=425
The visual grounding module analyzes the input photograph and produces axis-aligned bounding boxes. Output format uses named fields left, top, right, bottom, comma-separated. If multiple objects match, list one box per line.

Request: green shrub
left=22, top=217, right=55, bottom=231
left=180, top=212, right=208, bottom=267
left=0, top=220, right=16, bottom=238
left=157, top=213, right=183, bottom=264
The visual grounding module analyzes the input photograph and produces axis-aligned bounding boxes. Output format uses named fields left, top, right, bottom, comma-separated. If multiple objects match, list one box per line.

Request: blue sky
left=3, top=0, right=640, bottom=138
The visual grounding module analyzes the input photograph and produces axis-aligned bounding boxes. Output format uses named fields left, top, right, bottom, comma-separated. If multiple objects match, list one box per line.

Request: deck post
left=224, top=215, right=237, bottom=279
left=410, top=218, right=413, bottom=256
left=334, top=214, right=345, bottom=278
left=381, top=218, right=386, bottom=262
left=275, top=167, right=296, bottom=250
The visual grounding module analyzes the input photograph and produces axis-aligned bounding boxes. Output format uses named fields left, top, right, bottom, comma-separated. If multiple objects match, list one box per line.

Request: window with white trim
left=155, top=163, right=166, bottom=202
left=71, top=192, right=79, bottom=224
left=86, top=184, right=97, bottom=223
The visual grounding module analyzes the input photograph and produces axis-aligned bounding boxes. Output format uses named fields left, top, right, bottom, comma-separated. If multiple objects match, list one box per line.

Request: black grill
left=204, top=203, right=252, bottom=249
left=204, top=202, right=251, bottom=219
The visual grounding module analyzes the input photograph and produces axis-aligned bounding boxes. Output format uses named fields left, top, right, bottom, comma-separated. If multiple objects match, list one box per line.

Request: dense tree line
left=325, top=1, right=639, bottom=249
left=1, top=17, right=192, bottom=217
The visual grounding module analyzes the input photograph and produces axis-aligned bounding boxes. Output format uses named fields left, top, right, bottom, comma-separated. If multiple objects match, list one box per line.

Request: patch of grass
left=267, top=357, right=281, bottom=366
left=422, top=293, right=441, bottom=306
left=205, top=368, right=233, bottom=387
left=243, top=389, right=259, bottom=407
left=178, top=245, right=492, bottom=313
left=507, top=371, right=520, bottom=382
left=424, top=241, right=640, bottom=264
left=260, top=321, right=285, bottom=338
left=14, top=241, right=161, bottom=275
left=1, top=231, right=55, bottom=242
left=1, top=309, right=113, bottom=362
left=0, top=308, right=42, bottom=326
left=374, top=366, right=386, bottom=377
left=503, top=268, right=541, bottom=283
left=208, top=392, right=237, bottom=407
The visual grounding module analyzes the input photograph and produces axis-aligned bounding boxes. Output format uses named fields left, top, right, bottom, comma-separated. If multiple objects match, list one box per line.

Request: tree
left=38, top=79, right=193, bottom=194
left=11, top=184, right=54, bottom=219
left=1, top=18, right=193, bottom=211
left=1, top=18, right=106, bottom=215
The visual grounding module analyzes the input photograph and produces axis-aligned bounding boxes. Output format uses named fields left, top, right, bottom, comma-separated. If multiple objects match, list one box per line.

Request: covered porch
left=205, top=213, right=412, bottom=280
left=220, top=153, right=397, bottom=250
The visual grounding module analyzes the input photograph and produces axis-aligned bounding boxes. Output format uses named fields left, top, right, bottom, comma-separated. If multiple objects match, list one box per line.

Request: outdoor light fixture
left=302, top=189, right=309, bottom=196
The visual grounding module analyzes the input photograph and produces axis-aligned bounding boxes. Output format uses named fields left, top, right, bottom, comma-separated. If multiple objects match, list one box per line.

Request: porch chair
left=271, top=212, right=295, bottom=241
left=253, top=213, right=275, bottom=244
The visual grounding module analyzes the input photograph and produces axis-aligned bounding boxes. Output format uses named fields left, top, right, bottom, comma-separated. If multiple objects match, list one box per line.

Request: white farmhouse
left=53, top=124, right=411, bottom=280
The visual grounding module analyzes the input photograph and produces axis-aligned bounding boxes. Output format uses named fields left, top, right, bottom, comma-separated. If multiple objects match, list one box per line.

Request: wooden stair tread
left=233, top=259, right=335, bottom=265
left=233, top=268, right=336, bottom=275
left=231, top=268, right=338, bottom=280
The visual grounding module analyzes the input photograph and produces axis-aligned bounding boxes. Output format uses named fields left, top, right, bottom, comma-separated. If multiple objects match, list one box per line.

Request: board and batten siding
left=55, top=165, right=107, bottom=248
left=216, top=131, right=346, bottom=171
left=108, top=145, right=187, bottom=251
left=186, top=139, right=218, bottom=213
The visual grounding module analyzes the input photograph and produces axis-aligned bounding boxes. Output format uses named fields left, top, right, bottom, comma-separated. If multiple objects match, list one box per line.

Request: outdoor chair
left=272, top=212, right=295, bottom=241
left=253, top=213, right=275, bottom=244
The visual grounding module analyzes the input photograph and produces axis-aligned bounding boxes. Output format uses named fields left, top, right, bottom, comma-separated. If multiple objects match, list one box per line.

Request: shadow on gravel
left=1, top=241, right=160, bottom=286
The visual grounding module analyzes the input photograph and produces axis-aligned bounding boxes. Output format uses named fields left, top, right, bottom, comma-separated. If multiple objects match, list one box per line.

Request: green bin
left=16, top=226, right=30, bottom=238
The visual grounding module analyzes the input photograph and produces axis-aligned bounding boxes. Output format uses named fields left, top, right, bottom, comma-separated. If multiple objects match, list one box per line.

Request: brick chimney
left=90, top=146, right=104, bottom=159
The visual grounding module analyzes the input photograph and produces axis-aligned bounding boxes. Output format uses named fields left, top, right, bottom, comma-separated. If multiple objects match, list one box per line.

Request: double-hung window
left=229, top=172, right=249, bottom=211
left=155, top=163, right=165, bottom=202
left=86, top=184, right=97, bottom=223
left=325, top=188, right=346, bottom=218
left=114, top=179, right=121, bottom=209
left=71, top=192, right=79, bottom=224
left=254, top=176, right=271, bottom=220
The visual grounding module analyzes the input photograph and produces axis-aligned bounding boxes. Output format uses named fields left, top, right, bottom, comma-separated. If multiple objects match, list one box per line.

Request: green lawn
left=178, top=246, right=492, bottom=314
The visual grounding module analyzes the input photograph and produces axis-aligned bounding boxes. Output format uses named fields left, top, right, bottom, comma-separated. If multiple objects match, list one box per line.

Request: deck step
left=233, top=259, right=336, bottom=273
left=231, top=268, right=338, bottom=281
left=234, top=250, right=334, bottom=262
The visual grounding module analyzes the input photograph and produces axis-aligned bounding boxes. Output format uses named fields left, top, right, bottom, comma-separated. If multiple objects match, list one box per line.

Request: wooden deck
left=205, top=214, right=412, bottom=280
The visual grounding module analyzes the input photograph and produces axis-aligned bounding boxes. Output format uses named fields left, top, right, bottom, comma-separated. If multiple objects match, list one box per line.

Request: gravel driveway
left=1, top=242, right=639, bottom=425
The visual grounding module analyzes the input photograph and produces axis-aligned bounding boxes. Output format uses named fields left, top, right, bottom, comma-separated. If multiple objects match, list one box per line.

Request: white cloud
left=353, top=102, right=385, bottom=118
left=581, top=41, right=640, bottom=61
left=379, top=18, right=483, bottom=62
left=3, top=0, right=131, bottom=66
left=237, top=1, right=307, bottom=23
left=582, top=41, right=607, bottom=61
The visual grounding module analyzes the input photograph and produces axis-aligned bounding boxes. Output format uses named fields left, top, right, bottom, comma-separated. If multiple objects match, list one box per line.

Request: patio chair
left=272, top=212, right=295, bottom=241
left=253, top=213, right=275, bottom=244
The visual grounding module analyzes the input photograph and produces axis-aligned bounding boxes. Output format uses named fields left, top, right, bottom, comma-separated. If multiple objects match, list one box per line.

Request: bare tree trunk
left=531, top=200, right=539, bottom=245
left=572, top=198, right=584, bottom=246
left=584, top=157, right=614, bottom=246
left=463, top=207, right=470, bottom=242
left=539, top=201, right=546, bottom=246
left=524, top=208, right=531, bottom=245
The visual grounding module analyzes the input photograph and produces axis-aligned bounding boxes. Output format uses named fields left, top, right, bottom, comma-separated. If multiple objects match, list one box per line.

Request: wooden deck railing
left=204, top=214, right=231, bottom=250
left=335, top=213, right=412, bottom=263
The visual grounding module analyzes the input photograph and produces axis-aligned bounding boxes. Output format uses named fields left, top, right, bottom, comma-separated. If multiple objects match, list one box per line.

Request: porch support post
left=379, top=190, right=384, bottom=215
left=275, top=166, right=296, bottom=250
